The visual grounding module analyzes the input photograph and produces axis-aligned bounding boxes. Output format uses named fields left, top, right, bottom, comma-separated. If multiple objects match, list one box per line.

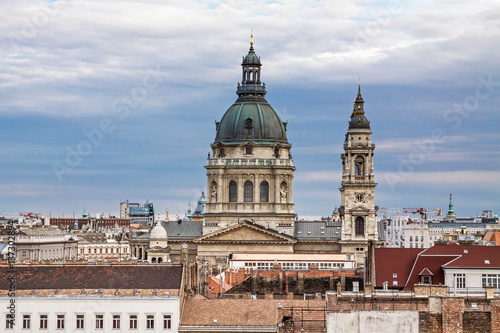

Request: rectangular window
left=23, top=315, right=30, bottom=329
left=113, top=315, right=120, bottom=329
left=57, top=315, right=65, bottom=329
left=454, top=273, right=466, bottom=289
left=96, top=315, right=104, bottom=329
left=163, top=315, right=172, bottom=329
left=482, top=274, right=500, bottom=288
left=146, top=315, right=154, bottom=329
left=40, top=315, right=48, bottom=329
left=130, top=315, right=138, bottom=329
left=245, top=147, right=252, bottom=155
left=6, top=314, right=14, bottom=329
left=76, top=315, right=84, bottom=329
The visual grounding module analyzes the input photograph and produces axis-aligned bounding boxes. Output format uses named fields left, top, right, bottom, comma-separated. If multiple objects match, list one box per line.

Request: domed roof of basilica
left=214, top=99, right=288, bottom=145
left=212, top=37, right=289, bottom=146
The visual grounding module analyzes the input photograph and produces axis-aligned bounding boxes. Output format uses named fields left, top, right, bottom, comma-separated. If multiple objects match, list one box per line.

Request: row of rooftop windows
left=79, top=247, right=128, bottom=254
left=243, top=262, right=346, bottom=270
left=6, top=313, right=172, bottom=330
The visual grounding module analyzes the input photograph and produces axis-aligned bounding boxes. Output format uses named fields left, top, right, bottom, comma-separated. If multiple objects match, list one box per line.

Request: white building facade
left=1, top=296, right=179, bottom=333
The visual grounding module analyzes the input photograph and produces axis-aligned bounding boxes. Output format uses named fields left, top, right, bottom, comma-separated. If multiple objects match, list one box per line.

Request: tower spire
left=348, top=82, right=370, bottom=130
left=446, top=193, right=456, bottom=220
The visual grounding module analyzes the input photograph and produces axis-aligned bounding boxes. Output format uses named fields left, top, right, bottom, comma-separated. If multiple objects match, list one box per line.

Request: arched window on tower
left=229, top=181, right=237, bottom=202
left=355, top=156, right=364, bottom=176
left=244, top=181, right=253, bottom=202
left=260, top=181, right=269, bottom=202
left=355, top=216, right=365, bottom=235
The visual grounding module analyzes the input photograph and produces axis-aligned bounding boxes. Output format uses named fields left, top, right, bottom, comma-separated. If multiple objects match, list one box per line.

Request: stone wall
left=326, top=292, right=500, bottom=333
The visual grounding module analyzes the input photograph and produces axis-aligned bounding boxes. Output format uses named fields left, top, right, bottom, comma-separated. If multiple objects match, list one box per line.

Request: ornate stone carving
left=211, top=184, right=217, bottom=202
left=280, top=186, right=287, bottom=203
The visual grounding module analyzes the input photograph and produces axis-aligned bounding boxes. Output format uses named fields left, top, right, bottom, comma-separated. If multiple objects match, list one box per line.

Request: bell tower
left=339, top=83, right=378, bottom=242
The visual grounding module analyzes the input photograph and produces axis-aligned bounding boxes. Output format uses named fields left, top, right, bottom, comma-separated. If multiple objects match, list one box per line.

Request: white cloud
left=0, top=0, right=498, bottom=117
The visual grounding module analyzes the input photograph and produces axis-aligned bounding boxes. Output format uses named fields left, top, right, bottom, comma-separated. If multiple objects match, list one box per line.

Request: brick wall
left=441, top=298, right=464, bottom=333
left=463, top=311, right=491, bottom=333
left=419, top=312, right=442, bottom=333
left=491, top=300, right=500, bottom=333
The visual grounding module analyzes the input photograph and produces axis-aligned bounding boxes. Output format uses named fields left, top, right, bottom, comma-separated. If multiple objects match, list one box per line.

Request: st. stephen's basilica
left=129, top=36, right=384, bottom=266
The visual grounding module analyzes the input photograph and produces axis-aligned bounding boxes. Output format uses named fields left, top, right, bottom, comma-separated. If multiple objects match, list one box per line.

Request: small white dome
left=150, top=223, right=167, bottom=239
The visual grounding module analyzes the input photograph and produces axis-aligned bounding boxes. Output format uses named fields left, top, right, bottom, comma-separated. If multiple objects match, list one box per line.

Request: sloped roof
left=374, top=248, right=423, bottom=288
left=162, top=220, right=202, bottom=239
left=375, top=245, right=500, bottom=290
left=181, top=299, right=325, bottom=329
left=294, top=221, right=341, bottom=240
left=0, top=265, right=182, bottom=290
left=419, top=268, right=433, bottom=276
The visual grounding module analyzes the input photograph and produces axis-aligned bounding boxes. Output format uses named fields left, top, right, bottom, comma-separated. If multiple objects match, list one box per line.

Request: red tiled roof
left=374, top=248, right=423, bottom=288
left=375, top=245, right=500, bottom=290
left=0, top=265, right=182, bottom=290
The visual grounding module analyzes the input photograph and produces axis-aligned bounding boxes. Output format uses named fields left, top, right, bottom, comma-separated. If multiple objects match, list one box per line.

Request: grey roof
left=162, top=220, right=203, bottom=239
left=294, top=221, right=342, bottom=240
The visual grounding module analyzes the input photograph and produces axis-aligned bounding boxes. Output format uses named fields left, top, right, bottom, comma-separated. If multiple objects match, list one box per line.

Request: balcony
left=206, top=158, right=293, bottom=167
left=342, top=175, right=375, bottom=184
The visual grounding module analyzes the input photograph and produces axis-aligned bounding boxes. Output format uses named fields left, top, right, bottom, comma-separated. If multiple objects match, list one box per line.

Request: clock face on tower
left=355, top=193, right=365, bottom=203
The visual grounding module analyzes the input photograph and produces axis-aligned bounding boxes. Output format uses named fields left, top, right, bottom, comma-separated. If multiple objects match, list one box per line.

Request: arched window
left=151, top=257, right=156, bottom=263
left=229, top=181, right=237, bottom=202
left=260, top=181, right=269, bottom=202
left=158, top=257, right=163, bottom=263
left=355, top=216, right=365, bottom=235
left=244, top=181, right=253, bottom=202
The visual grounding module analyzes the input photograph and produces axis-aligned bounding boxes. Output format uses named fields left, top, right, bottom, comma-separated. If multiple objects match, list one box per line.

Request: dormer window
left=274, top=148, right=279, bottom=157
left=245, top=147, right=253, bottom=155
left=245, top=118, right=253, bottom=129
left=220, top=148, right=225, bottom=157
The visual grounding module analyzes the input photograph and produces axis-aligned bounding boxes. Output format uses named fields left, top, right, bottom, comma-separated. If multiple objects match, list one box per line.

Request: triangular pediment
left=195, top=221, right=296, bottom=243
left=146, top=246, right=170, bottom=253
left=352, top=206, right=370, bottom=212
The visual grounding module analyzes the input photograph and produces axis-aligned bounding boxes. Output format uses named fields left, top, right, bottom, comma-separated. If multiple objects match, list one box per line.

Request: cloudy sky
left=1, top=0, right=499, bottom=219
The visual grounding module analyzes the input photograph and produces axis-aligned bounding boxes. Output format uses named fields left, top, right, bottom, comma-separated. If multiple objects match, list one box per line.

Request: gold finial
left=250, top=30, right=253, bottom=45
left=358, top=78, right=361, bottom=92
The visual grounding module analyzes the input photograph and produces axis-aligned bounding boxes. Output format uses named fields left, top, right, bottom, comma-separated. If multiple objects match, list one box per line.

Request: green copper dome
left=214, top=99, right=288, bottom=145
left=213, top=38, right=289, bottom=146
